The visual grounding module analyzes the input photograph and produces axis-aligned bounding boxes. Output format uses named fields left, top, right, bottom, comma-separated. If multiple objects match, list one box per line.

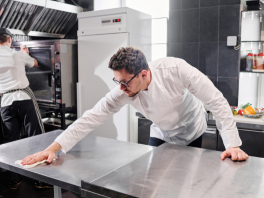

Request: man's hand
left=21, top=150, right=56, bottom=165
left=20, top=45, right=29, bottom=54
left=221, top=147, right=249, bottom=161
left=21, top=141, right=62, bottom=165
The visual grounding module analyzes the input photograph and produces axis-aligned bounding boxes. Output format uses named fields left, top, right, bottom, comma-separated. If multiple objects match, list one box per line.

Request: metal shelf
left=240, top=70, right=264, bottom=74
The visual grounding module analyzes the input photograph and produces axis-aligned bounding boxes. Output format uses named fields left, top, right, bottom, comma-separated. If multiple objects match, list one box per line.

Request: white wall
left=94, top=0, right=122, bottom=11
left=125, top=0, right=169, bottom=61
left=125, top=0, right=169, bottom=18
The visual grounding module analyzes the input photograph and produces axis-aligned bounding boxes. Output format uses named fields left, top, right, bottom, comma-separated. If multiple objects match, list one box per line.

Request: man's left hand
left=20, top=45, right=29, bottom=54
left=221, top=147, right=249, bottom=161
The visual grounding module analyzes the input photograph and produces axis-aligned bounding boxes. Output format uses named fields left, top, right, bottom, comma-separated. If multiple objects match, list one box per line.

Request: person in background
left=0, top=28, right=46, bottom=189
left=22, top=47, right=248, bottom=166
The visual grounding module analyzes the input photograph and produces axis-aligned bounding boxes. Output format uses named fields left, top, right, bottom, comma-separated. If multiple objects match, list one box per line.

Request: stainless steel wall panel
left=61, top=15, right=77, bottom=35
left=0, top=0, right=10, bottom=22
left=47, top=11, right=62, bottom=33
left=16, top=4, right=31, bottom=29
left=2, top=1, right=17, bottom=28
left=56, top=13, right=73, bottom=34
left=32, top=8, right=48, bottom=31
left=11, top=3, right=27, bottom=29
left=7, top=2, right=23, bottom=28
left=0, top=0, right=13, bottom=27
left=22, top=6, right=40, bottom=31
left=41, top=9, right=56, bottom=32
left=37, top=9, right=52, bottom=32
left=54, top=12, right=70, bottom=34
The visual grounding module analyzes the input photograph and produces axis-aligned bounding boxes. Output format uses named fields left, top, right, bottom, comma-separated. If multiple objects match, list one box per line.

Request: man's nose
left=120, top=84, right=126, bottom=90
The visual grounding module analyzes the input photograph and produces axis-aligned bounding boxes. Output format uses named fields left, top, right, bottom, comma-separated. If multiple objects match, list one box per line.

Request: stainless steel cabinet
left=217, top=129, right=264, bottom=158
left=138, top=118, right=152, bottom=145
left=201, top=126, right=218, bottom=150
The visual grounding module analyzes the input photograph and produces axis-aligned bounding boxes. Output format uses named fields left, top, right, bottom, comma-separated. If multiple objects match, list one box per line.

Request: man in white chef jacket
left=22, top=46, right=249, bottom=165
left=0, top=28, right=47, bottom=189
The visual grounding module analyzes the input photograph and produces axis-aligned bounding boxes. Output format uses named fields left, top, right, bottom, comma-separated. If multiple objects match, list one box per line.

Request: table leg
left=54, top=185, right=62, bottom=198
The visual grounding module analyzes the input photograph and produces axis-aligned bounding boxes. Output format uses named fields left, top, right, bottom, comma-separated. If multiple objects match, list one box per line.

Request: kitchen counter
left=137, top=111, right=264, bottom=131
left=82, top=143, right=264, bottom=198
left=208, top=114, right=264, bottom=131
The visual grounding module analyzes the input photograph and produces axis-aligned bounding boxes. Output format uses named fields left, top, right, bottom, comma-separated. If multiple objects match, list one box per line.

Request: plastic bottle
left=246, top=53, right=253, bottom=71
left=253, top=54, right=257, bottom=69
left=256, top=53, right=264, bottom=70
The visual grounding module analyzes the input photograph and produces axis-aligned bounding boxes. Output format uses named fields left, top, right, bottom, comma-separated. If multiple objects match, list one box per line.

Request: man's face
left=113, top=68, right=143, bottom=97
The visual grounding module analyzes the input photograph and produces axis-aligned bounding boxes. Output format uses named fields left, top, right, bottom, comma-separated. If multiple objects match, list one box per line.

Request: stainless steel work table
left=0, top=130, right=153, bottom=197
left=82, top=143, right=264, bottom=198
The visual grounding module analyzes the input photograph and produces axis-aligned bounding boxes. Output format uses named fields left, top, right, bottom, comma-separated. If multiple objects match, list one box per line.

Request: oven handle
left=48, top=72, right=54, bottom=87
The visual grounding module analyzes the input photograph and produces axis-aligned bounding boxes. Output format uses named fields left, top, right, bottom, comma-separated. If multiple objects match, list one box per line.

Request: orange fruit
left=244, top=106, right=255, bottom=115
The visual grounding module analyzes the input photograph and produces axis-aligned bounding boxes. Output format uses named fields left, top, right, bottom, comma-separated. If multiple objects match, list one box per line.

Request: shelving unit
left=239, top=10, right=264, bottom=110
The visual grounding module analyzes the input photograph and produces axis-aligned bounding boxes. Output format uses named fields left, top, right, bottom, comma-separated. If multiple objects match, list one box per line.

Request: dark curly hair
left=108, top=47, right=149, bottom=74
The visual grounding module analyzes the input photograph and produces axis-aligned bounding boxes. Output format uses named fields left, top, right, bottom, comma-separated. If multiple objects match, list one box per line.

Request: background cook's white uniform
left=0, top=46, right=34, bottom=107
left=55, top=57, right=242, bottom=152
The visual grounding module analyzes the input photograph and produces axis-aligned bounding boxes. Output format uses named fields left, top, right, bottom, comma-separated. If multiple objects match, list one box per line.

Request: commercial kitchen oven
left=12, top=39, right=78, bottom=129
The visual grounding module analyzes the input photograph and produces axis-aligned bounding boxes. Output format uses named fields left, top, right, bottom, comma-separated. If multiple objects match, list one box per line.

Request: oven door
left=26, top=46, right=55, bottom=104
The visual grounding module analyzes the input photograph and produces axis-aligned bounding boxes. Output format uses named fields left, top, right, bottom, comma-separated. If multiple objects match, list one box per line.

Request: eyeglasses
left=113, top=70, right=142, bottom=88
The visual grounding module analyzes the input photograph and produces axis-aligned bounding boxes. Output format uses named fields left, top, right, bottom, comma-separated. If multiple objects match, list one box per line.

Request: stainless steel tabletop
left=0, top=130, right=153, bottom=194
left=83, top=143, right=264, bottom=198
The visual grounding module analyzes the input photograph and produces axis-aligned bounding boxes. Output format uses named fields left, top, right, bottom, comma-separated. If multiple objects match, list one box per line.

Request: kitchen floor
left=0, top=170, right=76, bottom=198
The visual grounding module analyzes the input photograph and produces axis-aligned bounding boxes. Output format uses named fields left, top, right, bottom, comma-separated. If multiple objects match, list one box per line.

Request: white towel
left=15, top=159, right=55, bottom=169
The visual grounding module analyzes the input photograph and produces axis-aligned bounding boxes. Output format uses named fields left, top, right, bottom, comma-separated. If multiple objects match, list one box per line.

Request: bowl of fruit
left=243, top=106, right=263, bottom=118
left=232, top=103, right=263, bottom=118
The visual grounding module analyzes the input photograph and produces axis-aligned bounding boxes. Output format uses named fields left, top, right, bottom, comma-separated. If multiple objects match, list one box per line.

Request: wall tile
left=181, top=43, right=199, bottom=68
left=217, top=77, right=238, bottom=106
left=168, top=10, right=182, bottom=43
left=168, top=1, right=241, bottom=105
left=220, top=0, right=240, bottom=5
left=200, top=0, right=219, bottom=7
left=182, top=0, right=199, bottom=9
left=167, top=43, right=181, bottom=58
left=170, top=0, right=181, bottom=11
left=218, top=42, right=239, bottom=77
left=199, top=42, right=218, bottom=77
left=182, top=9, right=199, bottom=43
left=219, top=5, right=240, bottom=41
left=200, top=7, right=218, bottom=42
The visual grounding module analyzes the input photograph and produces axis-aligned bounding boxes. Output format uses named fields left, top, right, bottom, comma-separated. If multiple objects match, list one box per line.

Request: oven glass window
left=26, top=48, right=54, bottom=102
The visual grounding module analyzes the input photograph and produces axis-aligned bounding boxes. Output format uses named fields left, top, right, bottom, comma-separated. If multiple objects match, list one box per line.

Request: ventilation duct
left=0, top=0, right=82, bottom=38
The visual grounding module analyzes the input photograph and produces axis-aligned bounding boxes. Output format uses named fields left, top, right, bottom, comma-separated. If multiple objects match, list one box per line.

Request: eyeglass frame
left=113, top=70, right=143, bottom=88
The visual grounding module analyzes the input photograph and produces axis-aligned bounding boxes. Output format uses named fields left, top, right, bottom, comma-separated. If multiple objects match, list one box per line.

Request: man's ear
left=8, top=37, right=12, bottom=44
left=141, top=70, right=148, bottom=79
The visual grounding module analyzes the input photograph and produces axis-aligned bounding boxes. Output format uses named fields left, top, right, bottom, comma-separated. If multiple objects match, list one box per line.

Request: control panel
left=78, top=13, right=127, bottom=36
left=55, top=63, right=61, bottom=104
left=101, top=16, right=122, bottom=26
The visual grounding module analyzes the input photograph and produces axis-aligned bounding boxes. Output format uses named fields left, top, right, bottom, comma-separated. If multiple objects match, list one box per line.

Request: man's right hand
left=21, top=150, right=56, bottom=165
left=21, top=141, right=62, bottom=165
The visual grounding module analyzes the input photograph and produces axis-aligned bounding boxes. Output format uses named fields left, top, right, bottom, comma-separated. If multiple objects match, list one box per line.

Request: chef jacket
left=55, top=57, right=242, bottom=152
left=0, top=46, right=34, bottom=107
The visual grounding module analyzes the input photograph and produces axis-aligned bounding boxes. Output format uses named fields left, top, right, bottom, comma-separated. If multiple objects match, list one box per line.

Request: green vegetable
left=233, top=110, right=238, bottom=115
left=242, top=102, right=252, bottom=109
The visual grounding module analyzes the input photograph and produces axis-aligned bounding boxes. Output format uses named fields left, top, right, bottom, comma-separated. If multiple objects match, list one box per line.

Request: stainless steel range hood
left=0, top=0, right=82, bottom=38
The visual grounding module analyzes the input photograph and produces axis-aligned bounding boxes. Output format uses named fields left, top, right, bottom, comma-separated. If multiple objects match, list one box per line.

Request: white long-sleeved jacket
left=55, top=57, right=242, bottom=152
